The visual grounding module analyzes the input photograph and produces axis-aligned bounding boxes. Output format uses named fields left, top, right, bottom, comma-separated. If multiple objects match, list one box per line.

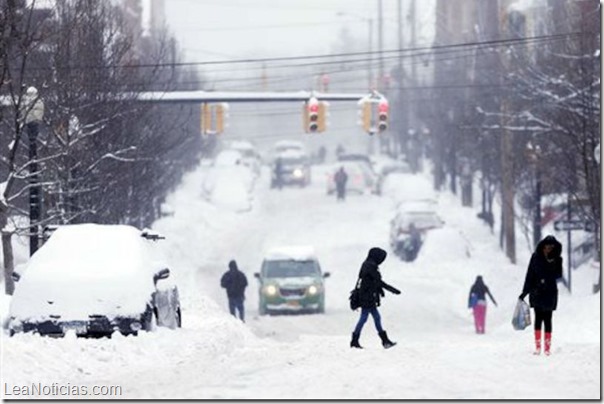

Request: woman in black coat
left=519, top=235, right=563, bottom=355
left=350, top=247, right=401, bottom=349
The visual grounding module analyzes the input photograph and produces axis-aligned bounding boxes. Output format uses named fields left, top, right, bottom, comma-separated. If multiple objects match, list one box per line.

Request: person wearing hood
left=350, top=247, right=401, bottom=349
left=519, top=235, right=563, bottom=355
left=468, top=275, right=497, bottom=334
left=221, top=260, right=248, bottom=322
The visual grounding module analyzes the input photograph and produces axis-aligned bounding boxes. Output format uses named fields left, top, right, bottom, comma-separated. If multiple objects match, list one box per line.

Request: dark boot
left=378, top=330, right=397, bottom=349
left=350, top=332, right=363, bottom=349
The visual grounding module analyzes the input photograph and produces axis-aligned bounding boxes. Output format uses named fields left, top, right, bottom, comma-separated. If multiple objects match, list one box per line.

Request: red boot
left=544, top=332, right=552, bottom=356
left=533, top=330, right=542, bottom=355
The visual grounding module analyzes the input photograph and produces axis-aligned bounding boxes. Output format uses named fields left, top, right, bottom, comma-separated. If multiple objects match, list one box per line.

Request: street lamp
left=24, top=86, right=44, bottom=257
left=336, top=12, right=373, bottom=90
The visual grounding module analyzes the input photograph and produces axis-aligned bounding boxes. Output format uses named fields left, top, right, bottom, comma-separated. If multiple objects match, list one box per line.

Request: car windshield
left=263, top=259, right=319, bottom=278
left=282, top=157, right=305, bottom=166
left=399, top=212, right=442, bottom=230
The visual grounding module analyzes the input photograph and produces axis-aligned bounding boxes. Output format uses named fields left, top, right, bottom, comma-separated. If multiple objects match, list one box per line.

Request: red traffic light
left=309, top=104, right=319, bottom=113
left=378, top=102, right=389, bottom=113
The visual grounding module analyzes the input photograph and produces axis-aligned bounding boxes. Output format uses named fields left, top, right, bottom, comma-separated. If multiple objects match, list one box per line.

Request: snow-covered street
left=2, top=162, right=600, bottom=399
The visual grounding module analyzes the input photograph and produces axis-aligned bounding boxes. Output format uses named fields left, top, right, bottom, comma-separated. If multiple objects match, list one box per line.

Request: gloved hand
left=518, top=294, right=525, bottom=301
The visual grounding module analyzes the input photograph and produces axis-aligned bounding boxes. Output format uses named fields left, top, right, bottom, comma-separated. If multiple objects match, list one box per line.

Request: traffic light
left=200, top=103, right=228, bottom=135
left=317, top=101, right=328, bottom=132
left=308, top=102, right=319, bottom=132
left=201, top=103, right=211, bottom=135
left=377, top=100, right=389, bottom=132
left=303, top=98, right=321, bottom=133
left=215, top=103, right=229, bottom=134
left=360, top=101, right=372, bottom=133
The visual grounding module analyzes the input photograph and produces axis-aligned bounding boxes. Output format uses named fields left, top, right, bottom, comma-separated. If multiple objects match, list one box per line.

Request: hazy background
left=160, top=0, right=436, bottom=158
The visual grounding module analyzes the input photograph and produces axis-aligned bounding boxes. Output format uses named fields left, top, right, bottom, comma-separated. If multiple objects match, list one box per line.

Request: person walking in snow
left=220, top=260, right=248, bottom=322
left=468, top=275, right=497, bottom=334
left=334, top=166, right=348, bottom=201
left=518, top=235, right=563, bottom=356
left=350, top=247, right=401, bottom=349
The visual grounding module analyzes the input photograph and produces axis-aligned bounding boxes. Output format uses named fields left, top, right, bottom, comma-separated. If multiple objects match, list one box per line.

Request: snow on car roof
left=264, top=246, right=317, bottom=261
left=9, top=224, right=167, bottom=321
left=214, top=149, right=242, bottom=166
left=276, top=149, right=307, bottom=159
left=229, top=140, right=255, bottom=151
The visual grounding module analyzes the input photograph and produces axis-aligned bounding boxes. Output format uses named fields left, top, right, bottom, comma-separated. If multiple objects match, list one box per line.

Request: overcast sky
left=162, top=0, right=435, bottom=88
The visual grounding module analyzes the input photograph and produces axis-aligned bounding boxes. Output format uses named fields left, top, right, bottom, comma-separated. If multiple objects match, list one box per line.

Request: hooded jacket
left=520, top=235, right=563, bottom=311
left=221, top=260, right=248, bottom=299
left=357, top=247, right=400, bottom=309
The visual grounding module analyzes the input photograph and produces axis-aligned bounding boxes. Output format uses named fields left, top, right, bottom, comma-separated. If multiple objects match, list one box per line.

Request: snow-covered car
left=389, top=209, right=444, bottom=259
left=381, top=173, right=436, bottom=205
left=254, top=246, right=330, bottom=315
left=227, top=140, right=262, bottom=176
left=202, top=149, right=255, bottom=211
left=8, top=224, right=181, bottom=337
left=326, top=161, right=376, bottom=195
left=271, top=149, right=311, bottom=188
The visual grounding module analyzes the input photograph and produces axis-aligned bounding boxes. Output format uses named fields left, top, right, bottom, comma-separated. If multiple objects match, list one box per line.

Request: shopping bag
left=511, top=299, right=531, bottom=330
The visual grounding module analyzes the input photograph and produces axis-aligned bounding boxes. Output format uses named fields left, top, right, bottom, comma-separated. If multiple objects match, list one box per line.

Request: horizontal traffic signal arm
left=132, top=91, right=367, bottom=103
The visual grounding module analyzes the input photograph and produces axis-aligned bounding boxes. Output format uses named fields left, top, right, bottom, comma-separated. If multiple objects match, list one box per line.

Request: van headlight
left=308, top=285, right=319, bottom=295
left=264, top=285, right=278, bottom=296
left=293, top=168, right=303, bottom=178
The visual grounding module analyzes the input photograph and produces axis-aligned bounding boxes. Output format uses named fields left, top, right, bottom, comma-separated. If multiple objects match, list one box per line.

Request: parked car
left=227, top=140, right=262, bottom=177
left=389, top=209, right=444, bottom=260
left=202, top=149, right=255, bottom=211
left=326, top=161, right=376, bottom=195
left=8, top=224, right=181, bottom=337
left=254, top=246, right=330, bottom=315
left=271, top=149, right=311, bottom=188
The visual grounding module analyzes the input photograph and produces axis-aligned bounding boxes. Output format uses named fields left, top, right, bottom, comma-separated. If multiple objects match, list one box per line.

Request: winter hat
left=228, top=260, right=238, bottom=271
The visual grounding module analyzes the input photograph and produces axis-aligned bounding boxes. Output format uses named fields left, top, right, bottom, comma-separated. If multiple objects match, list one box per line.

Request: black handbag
left=349, top=278, right=362, bottom=310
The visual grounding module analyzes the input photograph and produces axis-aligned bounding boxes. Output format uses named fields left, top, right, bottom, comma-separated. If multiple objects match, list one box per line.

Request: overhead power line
left=22, top=31, right=590, bottom=72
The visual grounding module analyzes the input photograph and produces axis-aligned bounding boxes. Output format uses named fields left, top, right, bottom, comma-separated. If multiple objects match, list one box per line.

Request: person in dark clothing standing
left=519, top=235, right=563, bottom=355
left=273, top=157, right=284, bottom=190
left=468, top=275, right=497, bottom=334
left=221, top=260, right=248, bottom=322
left=350, top=247, right=401, bottom=349
left=334, top=166, right=348, bottom=201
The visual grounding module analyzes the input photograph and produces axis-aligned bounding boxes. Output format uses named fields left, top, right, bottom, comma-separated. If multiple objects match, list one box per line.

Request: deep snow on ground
left=1, top=160, right=600, bottom=400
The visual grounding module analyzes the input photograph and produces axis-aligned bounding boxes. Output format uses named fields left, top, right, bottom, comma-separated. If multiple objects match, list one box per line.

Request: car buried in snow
left=8, top=224, right=181, bottom=337
left=254, top=246, right=330, bottom=315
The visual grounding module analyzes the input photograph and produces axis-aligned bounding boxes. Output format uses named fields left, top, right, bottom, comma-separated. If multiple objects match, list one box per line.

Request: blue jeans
left=228, top=297, right=245, bottom=322
left=353, top=307, right=383, bottom=334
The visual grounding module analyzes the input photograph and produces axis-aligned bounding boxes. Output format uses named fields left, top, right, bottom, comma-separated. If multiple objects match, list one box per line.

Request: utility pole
left=396, top=0, right=404, bottom=158
left=377, top=0, right=384, bottom=92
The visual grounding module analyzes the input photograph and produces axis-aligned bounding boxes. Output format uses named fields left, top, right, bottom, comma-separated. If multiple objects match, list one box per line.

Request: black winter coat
left=520, top=236, right=563, bottom=311
left=221, top=268, right=248, bottom=299
left=358, top=247, right=400, bottom=309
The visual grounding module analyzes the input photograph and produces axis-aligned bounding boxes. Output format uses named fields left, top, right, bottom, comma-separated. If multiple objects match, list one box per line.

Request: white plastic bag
left=511, top=299, right=531, bottom=330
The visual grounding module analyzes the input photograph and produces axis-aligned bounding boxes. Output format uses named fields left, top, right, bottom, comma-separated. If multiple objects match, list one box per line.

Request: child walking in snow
left=468, top=275, right=497, bottom=334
